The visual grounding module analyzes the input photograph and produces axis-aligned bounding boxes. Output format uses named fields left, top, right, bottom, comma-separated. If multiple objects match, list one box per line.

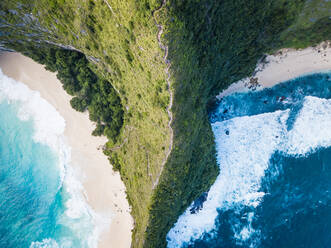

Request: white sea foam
left=167, top=110, right=289, bottom=246
left=167, top=95, right=331, bottom=247
left=283, top=96, right=331, bottom=156
left=0, top=69, right=104, bottom=248
left=0, top=70, right=65, bottom=149
left=30, top=238, right=60, bottom=248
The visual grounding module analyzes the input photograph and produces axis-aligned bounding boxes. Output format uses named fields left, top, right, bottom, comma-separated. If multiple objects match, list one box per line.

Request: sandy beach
left=217, top=41, right=331, bottom=99
left=0, top=52, right=133, bottom=248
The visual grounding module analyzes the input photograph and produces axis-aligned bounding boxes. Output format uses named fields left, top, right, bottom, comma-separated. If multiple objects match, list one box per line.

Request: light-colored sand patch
left=0, top=52, right=133, bottom=248
left=217, top=41, right=331, bottom=99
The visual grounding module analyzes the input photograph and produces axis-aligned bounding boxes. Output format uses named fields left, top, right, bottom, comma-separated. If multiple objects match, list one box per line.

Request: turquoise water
left=167, top=72, right=331, bottom=247
left=0, top=70, right=96, bottom=248
left=0, top=101, right=64, bottom=247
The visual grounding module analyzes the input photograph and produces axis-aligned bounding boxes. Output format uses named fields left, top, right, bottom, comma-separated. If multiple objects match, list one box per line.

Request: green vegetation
left=145, top=0, right=331, bottom=247
left=280, top=16, right=331, bottom=48
left=14, top=45, right=123, bottom=141
left=1, top=1, right=172, bottom=246
left=1, top=0, right=330, bottom=247
left=287, top=0, right=331, bottom=29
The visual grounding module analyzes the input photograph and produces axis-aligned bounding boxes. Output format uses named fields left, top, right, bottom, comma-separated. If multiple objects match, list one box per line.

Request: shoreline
left=217, top=41, right=331, bottom=99
left=0, top=52, right=133, bottom=248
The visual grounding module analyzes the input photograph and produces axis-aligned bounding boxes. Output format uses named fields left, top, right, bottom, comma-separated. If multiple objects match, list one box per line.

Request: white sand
left=0, top=52, right=133, bottom=248
left=217, top=41, right=331, bottom=99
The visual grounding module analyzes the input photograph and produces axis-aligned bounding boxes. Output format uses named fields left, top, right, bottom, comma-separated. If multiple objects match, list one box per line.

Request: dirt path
left=103, top=0, right=116, bottom=16
left=152, top=0, right=174, bottom=189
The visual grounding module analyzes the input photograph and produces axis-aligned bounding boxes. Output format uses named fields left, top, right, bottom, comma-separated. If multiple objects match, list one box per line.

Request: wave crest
left=0, top=69, right=102, bottom=248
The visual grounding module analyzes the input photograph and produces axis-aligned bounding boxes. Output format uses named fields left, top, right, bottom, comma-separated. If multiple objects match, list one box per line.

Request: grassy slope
left=1, top=0, right=172, bottom=246
left=279, top=0, right=331, bottom=48
left=32, top=1, right=173, bottom=246
left=1, top=0, right=331, bottom=247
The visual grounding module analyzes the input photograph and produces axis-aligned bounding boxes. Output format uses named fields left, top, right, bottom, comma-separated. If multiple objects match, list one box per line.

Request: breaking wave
left=167, top=73, right=331, bottom=247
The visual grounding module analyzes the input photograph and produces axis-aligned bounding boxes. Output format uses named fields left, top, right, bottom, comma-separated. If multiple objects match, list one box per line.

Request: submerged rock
left=190, top=192, right=208, bottom=214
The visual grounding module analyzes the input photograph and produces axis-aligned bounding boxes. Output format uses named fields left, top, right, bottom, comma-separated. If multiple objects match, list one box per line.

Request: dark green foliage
left=280, top=17, right=331, bottom=48
left=108, top=152, right=121, bottom=171
left=92, top=123, right=105, bottom=136
left=11, top=44, right=124, bottom=142
left=166, top=0, right=308, bottom=96
left=70, top=97, right=88, bottom=112
left=144, top=0, right=331, bottom=247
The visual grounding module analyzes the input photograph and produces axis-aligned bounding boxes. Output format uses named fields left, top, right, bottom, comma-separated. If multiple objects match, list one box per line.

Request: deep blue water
left=187, top=148, right=331, bottom=248
left=210, top=73, right=331, bottom=123
left=167, top=72, right=331, bottom=248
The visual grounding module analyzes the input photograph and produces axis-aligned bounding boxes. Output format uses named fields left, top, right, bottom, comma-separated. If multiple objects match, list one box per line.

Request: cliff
left=1, top=0, right=330, bottom=247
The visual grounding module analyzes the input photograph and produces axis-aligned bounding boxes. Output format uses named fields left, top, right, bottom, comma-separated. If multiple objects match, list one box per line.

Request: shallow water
left=0, top=70, right=97, bottom=248
left=167, top=73, right=331, bottom=247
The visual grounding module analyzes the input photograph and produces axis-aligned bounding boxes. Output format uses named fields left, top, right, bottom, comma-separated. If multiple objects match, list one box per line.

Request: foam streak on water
left=0, top=69, right=101, bottom=247
left=167, top=74, right=331, bottom=247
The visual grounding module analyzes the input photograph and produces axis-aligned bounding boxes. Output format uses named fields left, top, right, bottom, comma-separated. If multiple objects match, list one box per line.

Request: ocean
left=0, top=69, right=98, bottom=248
left=167, top=72, right=331, bottom=247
